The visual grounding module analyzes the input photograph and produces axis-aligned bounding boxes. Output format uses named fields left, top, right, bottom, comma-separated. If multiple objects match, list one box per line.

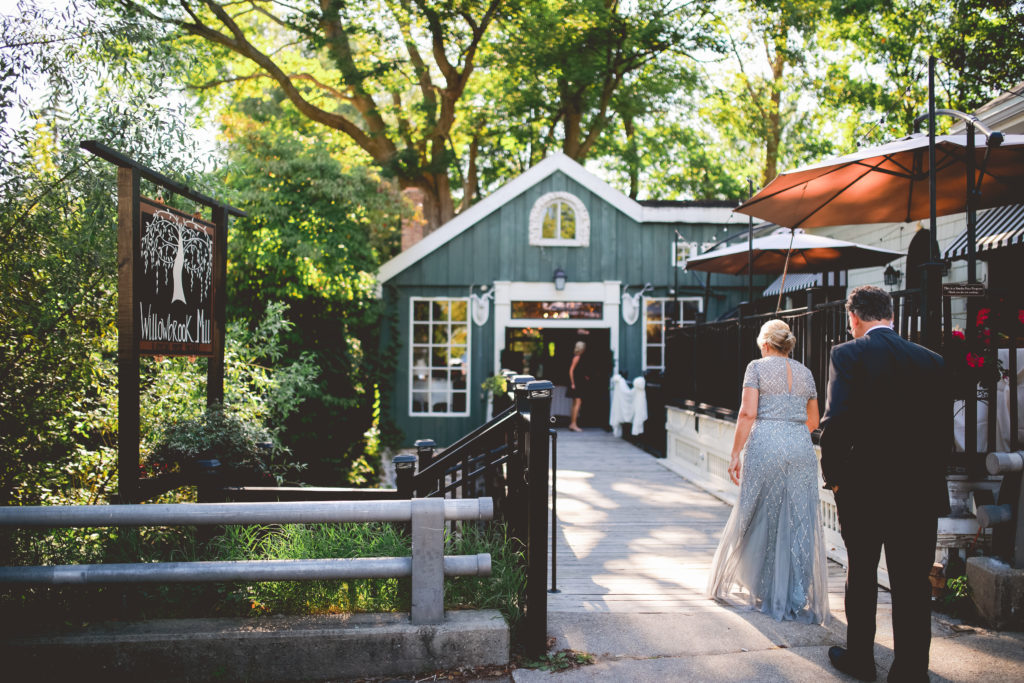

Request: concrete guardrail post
left=411, top=497, right=446, bottom=625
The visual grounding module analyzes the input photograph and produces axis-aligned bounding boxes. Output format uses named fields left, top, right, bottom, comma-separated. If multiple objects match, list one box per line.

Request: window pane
left=646, top=322, right=663, bottom=343
left=559, top=203, right=576, bottom=239
left=409, top=298, right=470, bottom=416
left=430, top=369, right=449, bottom=391
left=646, top=300, right=662, bottom=318
left=451, top=324, right=468, bottom=346
left=542, top=205, right=558, bottom=239
left=683, top=300, right=701, bottom=321
left=647, top=346, right=662, bottom=367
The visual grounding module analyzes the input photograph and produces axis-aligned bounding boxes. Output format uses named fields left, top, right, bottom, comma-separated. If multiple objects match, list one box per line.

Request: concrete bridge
left=515, top=428, right=1024, bottom=682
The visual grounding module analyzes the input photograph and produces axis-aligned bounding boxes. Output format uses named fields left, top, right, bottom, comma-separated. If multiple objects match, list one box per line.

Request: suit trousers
left=837, top=492, right=938, bottom=681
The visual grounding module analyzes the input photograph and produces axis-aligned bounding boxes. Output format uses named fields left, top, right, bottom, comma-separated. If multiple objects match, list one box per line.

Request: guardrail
left=0, top=498, right=494, bottom=625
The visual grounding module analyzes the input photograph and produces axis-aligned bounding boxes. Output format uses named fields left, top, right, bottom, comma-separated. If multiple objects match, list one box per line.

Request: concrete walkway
left=512, top=428, right=1024, bottom=682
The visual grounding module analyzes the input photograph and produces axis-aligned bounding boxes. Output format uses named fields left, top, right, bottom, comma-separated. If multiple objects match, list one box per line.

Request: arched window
left=529, top=192, right=590, bottom=247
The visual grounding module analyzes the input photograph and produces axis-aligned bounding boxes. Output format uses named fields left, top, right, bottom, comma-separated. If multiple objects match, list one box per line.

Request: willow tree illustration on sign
left=140, top=205, right=213, bottom=306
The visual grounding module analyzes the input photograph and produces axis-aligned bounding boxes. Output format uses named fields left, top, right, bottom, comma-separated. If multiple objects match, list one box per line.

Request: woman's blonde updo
left=757, top=319, right=796, bottom=355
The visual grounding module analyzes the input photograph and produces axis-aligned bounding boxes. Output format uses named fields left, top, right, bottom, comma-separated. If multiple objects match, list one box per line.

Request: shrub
left=147, top=405, right=305, bottom=486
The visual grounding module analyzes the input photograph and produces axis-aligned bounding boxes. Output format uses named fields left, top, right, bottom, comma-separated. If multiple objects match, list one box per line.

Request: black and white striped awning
left=762, top=270, right=846, bottom=297
left=945, top=203, right=1024, bottom=259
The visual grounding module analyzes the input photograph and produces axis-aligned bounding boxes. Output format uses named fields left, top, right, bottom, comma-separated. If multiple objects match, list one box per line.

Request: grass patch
left=521, top=650, right=595, bottom=672
left=0, top=520, right=525, bottom=633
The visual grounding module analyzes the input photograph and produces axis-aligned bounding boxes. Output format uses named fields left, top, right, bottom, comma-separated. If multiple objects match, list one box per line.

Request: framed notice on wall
left=137, top=198, right=216, bottom=355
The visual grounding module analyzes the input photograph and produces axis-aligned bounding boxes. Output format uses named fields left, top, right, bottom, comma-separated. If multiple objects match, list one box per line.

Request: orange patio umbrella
left=734, top=133, right=1024, bottom=230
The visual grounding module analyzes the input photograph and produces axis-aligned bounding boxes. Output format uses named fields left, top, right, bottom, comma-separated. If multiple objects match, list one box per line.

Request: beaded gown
left=707, top=356, right=830, bottom=624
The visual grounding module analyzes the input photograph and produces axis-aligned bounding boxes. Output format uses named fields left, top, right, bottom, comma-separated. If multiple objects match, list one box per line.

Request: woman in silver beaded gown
left=707, top=319, right=830, bottom=624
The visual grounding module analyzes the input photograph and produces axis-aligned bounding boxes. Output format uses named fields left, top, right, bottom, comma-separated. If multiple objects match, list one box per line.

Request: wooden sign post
left=83, top=141, right=244, bottom=503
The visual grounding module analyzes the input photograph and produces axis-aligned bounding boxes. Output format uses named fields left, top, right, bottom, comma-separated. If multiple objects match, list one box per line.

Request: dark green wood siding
left=383, top=170, right=762, bottom=446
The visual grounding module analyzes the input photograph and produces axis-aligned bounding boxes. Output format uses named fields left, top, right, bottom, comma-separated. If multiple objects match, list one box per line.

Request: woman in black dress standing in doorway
left=567, top=341, right=587, bottom=432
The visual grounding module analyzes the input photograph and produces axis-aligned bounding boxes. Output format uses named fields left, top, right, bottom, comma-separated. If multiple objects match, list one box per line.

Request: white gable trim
left=377, top=152, right=740, bottom=283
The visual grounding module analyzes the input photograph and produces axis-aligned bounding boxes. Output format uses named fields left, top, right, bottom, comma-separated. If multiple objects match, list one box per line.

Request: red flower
left=977, top=308, right=991, bottom=326
left=952, top=329, right=965, bottom=341
left=966, top=352, right=985, bottom=368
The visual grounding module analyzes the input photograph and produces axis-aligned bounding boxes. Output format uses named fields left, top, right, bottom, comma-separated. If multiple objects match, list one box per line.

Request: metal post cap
left=526, top=380, right=554, bottom=397
left=413, top=439, right=435, bottom=448
left=393, top=454, right=417, bottom=469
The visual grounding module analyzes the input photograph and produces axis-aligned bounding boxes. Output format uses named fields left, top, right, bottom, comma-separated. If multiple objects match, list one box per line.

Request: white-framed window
left=528, top=191, right=590, bottom=247
left=673, top=239, right=717, bottom=268
left=410, top=297, right=470, bottom=416
left=673, top=239, right=699, bottom=268
left=642, top=296, right=703, bottom=372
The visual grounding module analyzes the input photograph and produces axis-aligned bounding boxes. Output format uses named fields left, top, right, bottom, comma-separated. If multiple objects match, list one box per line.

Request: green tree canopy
left=219, top=102, right=406, bottom=481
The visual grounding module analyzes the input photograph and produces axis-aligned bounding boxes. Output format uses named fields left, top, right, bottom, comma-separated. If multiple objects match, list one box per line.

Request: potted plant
left=482, top=373, right=512, bottom=414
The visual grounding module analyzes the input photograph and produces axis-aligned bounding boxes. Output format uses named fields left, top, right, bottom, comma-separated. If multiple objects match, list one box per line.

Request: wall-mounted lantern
left=553, top=267, right=567, bottom=291
left=884, top=264, right=903, bottom=287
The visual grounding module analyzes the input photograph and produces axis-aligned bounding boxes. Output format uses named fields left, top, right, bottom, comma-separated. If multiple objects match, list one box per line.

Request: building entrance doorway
left=501, top=327, right=612, bottom=428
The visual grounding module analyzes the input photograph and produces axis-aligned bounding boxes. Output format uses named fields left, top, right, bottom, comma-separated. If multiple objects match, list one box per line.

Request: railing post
left=414, top=439, right=436, bottom=471
left=524, top=379, right=553, bottom=657
left=394, top=454, right=417, bottom=498
left=410, top=497, right=446, bottom=624
left=512, top=375, right=535, bottom=413
left=195, top=458, right=223, bottom=504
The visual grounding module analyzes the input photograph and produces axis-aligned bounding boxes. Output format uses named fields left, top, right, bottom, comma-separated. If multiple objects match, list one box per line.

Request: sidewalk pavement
left=507, top=428, right=1024, bottom=682
left=510, top=602, right=1024, bottom=682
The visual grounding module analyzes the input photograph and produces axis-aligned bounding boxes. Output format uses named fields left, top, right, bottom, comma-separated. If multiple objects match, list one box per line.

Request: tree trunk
left=764, top=43, right=787, bottom=187
left=460, top=137, right=479, bottom=212
left=417, top=172, right=456, bottom=235
left=623, top=114, right=639, bottom=199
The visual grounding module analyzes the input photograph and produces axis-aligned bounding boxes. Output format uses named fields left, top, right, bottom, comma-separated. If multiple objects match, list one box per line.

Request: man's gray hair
left=846, top=285, right=893, bottom=322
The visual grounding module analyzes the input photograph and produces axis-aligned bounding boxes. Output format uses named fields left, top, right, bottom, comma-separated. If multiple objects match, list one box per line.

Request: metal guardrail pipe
left=0, top=498, right=493, bottom=527
left=0, top=497, right=495, bottom=625
left=0, top=554, right=492, bottom=586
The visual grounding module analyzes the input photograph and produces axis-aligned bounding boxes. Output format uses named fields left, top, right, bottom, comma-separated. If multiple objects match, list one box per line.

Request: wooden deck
left=547, top=428, right=883, bottom=614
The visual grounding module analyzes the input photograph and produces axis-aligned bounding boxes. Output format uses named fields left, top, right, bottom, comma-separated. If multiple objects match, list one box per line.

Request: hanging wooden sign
left=137, top=198, right=216, bottom=355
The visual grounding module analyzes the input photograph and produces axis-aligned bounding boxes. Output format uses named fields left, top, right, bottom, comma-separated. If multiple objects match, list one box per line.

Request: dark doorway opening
left=501, top=327, right=612, bottom=428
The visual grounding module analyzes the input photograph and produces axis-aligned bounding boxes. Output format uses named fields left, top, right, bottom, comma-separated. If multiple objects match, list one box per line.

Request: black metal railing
left=665, top=286, right=1024, bottom=565
left=403, top=375, right=553, bottom=656
left=665, top=288, right=923, bottom=418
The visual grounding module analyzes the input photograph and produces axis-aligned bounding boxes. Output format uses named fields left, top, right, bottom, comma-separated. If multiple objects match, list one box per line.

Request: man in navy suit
left=820, top=286, right=949, bottom=683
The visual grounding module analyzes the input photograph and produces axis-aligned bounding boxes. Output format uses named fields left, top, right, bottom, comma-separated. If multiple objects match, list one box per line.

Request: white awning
left=945, top=203, right=1024, bottom=259
left=762, top=271, right=846, bottom=297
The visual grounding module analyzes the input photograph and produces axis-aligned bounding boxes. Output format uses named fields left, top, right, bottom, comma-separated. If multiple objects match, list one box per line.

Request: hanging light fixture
left=884, top=264, right=903, bottom=287
left=553, top=267, right=567, bottom=291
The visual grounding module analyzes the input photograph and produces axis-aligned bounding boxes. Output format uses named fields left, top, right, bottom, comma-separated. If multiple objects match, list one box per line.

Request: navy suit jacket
left=819, top=327, right=950, bottom=516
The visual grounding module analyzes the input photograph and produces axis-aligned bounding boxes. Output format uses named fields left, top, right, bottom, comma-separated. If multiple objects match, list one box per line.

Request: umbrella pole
left=922, top=55, right=943, bottom=350
left=966, top=122, right=977, bottom=284
left=775, top=229, right=796, bottom=315
left=747, top=179, right=754, bottom=304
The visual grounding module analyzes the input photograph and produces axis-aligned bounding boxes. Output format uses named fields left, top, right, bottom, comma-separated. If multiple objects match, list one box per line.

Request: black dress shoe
left=828, top=646, right=877, bottom=681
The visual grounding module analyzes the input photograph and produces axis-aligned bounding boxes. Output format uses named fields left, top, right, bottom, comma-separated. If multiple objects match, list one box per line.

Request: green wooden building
left=377, top=153, right=756, bottom=446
